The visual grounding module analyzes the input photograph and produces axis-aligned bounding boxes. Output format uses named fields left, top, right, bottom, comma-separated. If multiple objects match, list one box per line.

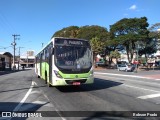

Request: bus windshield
left=55, top=45, right=92, bottom=73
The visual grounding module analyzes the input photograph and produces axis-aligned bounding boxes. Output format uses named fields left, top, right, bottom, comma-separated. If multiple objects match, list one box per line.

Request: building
left=13, top=50, right=35, bottom=68
left=27, top=51, right=34, bottom=56
left=20, top=56, right=35, bottom=67
left=0, top=52, right=13, bottom=71
left=20, top=50, right=35, bottom=67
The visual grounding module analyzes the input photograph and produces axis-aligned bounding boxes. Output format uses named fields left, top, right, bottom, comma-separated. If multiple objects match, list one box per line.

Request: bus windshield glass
left=55, top=45, right=92, bottom=73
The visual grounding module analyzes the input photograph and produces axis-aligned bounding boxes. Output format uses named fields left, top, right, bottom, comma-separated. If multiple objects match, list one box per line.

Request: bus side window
left=35, top=57, right=37, bottom=63
left=38, top=54, right=40, bottom=62
left=52, top=48, right=54, bottom=55
left=42, top=51, right=45, bottom=60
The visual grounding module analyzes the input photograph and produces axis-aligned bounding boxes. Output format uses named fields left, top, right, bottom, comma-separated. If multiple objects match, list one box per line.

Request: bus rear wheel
left=45, top=72, right=51, bottom=87
left=45, top=72, right=47, bottom=84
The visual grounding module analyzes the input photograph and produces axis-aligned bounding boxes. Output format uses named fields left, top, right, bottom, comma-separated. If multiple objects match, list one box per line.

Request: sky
left=0, top=0, right=160, bottom=56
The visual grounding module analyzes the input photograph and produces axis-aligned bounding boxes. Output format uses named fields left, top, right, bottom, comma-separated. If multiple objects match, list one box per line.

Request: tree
left=110, top=17, right=149, bottom=63
left=90, top=37, right=107, bottom=62
left=77, top=25, right=109, bottom=41
left=148, top=23, right=160, bottom=51
left=137, top=23, right=160, bottom=67
left=90, top=37, right=106, bottom=54
left=138, top=39, right=156, bottom=66
left=52, top=25, right=109, bottom=42
left=109, top=50, right=121, bottom=63
left=149, top=23, right=160, bottom=32
left=77, top=25, right=110, bottom=61
left=52, top=26, right=79, bottom=38
left=52, top=25, right=110, bottom=56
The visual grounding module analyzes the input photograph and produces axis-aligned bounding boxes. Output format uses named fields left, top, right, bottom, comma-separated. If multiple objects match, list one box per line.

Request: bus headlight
left=54, top=70, right=63, bottom=78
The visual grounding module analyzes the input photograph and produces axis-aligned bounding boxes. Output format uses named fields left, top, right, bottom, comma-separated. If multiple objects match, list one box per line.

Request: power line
left=0, top=11, right=16, bottom=34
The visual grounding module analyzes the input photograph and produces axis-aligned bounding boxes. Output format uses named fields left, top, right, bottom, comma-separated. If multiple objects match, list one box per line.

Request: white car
left=117, top=64, right=135, bottom=72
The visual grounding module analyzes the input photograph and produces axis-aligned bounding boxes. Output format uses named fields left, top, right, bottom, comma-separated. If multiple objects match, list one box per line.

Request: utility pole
left=18, top=47, right=24, bottom=70
left=11, top=34, right=20, bottom=70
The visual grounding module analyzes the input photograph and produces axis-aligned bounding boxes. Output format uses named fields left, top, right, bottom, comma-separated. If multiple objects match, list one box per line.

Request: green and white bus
left=35, top=37, right=94, bottom=87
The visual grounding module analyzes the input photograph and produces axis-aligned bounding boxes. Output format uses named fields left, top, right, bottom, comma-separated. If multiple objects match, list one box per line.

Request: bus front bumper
left=51, top=75, right=94, bottom=86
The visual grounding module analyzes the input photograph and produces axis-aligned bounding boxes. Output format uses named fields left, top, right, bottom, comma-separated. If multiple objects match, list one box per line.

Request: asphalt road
left=0, top=69, right=160, bottom=120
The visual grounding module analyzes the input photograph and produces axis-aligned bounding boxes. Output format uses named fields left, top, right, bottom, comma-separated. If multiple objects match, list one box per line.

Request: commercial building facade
left=13, top=50, right=35, bottom=69
left=0, top=52, right=13, bottom=71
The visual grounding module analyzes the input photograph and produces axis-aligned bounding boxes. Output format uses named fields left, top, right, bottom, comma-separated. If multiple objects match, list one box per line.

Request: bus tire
left=37, top=75, right=40, bottom=78
left=47, top=77, right=52, bottom=87
left=45, top=72, right=47, bottom=84
left=45, top=71, right=51, bottom=87
left=47, top=80, right=51, bottom=87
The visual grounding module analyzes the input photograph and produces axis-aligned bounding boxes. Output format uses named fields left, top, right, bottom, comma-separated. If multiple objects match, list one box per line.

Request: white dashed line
left=124, top=84, right=160, bottom=93
left=137, top=93, right=160, bottom=99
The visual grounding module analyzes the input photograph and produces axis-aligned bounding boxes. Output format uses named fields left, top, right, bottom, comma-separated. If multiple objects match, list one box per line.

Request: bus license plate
left=73, top=82, right=81, bottom=85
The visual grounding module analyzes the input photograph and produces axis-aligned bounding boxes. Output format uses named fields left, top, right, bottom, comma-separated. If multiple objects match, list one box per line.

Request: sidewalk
left=0, top=70, right=15, bottom=76
left=0, top=68, right=32, bottom=76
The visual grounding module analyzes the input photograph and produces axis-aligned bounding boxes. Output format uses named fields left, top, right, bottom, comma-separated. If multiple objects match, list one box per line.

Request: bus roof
left=51, top=37, right=89, bottom=42
left=35, top=37, right=89, bottom=57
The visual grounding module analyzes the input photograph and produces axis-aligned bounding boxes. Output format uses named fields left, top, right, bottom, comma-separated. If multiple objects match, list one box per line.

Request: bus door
left=49, top=55, right=52, bottom=82
left=49, top=48, right=53, bottom=82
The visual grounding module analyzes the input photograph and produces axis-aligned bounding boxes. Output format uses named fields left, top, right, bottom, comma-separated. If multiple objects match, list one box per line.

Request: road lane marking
left=95, top=74, right=160, bottom=86
left=32, top=81, right=50, bottom=101
left=33, top=101, right=54, bottom=107
left=124, top=84, right=160, bottom=93
left=13, top=81, right=35, bottom=111
left=19, top=101, right=53, bottom=111
left=33, top=81, right=67, bottom=120
left=95, top=72, right=149, bottom=78
left=95, top=74, right=160, bottom=92
left=30, top=90, right=41, bottom=94
left=94, top=72, right=160, bottom=80
left=137, top=93, right=160, bottom=99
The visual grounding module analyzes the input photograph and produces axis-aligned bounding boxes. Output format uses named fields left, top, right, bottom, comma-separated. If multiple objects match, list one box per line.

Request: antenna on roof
left=42, top=43, right=44, bottom=48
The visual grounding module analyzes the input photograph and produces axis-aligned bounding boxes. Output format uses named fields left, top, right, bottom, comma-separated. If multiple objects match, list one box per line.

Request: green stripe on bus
left=58, top=71, right=90, bottom=79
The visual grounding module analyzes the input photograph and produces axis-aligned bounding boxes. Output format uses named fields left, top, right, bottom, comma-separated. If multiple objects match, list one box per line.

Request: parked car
left=95, top=61, right=105, bottom=67
left=117, top=64, right=135, bottom=72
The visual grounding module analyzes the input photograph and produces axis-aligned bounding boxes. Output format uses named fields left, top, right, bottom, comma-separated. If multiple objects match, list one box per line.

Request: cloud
left=129, top=5, right=137, bottom=10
